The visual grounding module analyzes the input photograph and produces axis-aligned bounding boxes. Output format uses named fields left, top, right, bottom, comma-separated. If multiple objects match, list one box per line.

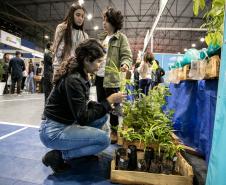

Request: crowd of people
left=0, top=50, right=52, bottom=96
left=0, top=2, right=165, bottom=174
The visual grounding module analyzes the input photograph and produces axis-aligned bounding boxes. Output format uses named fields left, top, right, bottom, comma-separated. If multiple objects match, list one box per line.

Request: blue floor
left=0, top=123, right=119, bottom=185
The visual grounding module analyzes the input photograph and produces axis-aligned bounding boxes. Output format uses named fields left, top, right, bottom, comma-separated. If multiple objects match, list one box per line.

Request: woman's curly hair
left=54, top=39, right=105, bottom=83
left=104, top=7, right=124, bottom=32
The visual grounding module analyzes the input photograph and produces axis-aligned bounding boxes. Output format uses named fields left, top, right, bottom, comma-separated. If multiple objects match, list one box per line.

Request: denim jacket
left=98, top=31, right=132, bottom=88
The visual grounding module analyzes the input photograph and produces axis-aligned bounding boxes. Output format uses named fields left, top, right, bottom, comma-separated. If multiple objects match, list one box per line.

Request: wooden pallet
left=110, top=152, right=193, bottom=185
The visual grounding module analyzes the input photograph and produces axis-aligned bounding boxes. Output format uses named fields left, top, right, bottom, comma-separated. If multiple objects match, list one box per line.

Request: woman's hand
left=107, top=92, right=126, bottom=104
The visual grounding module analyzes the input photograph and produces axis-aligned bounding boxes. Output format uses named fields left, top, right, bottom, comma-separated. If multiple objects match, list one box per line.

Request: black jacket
left=44, top=72, right=112, bottom=125
left=153, top=67, right=165, bottom=83
left=8, top=57, right=25, bottom=79
left=43, top=49, right=53, bottom=76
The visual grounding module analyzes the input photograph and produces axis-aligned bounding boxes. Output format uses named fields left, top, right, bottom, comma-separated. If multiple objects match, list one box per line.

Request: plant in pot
left=105, top=61, right=184, bottom=174
left=119, top=85, right=184, bottom=173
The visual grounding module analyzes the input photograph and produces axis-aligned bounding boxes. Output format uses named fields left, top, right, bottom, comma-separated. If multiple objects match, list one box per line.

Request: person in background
left=52, top=3, right=88, bottom=81
left=35, top=63, right=42, bottom=76
left=43, top=42, right=53, bottom=104
left=133, top=62, right=140, bottom=94
left=39, top=39, right=125, bottom=173
left=21, top=65, right=28, bottom=92
left=151, top=60, right=165, bottom=87
left=8, top=51, right=25, bottom=95
left=1, top=53, right=10, bottom=94
left=138, top=52, right=153, bottom=95
left=26, top=59, right=35, bottom=93
left=95, top=7, right=132, bottom=143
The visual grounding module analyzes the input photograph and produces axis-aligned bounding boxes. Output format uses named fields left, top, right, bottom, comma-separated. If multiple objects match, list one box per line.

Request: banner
left=0, top=30, right=21, bottom=48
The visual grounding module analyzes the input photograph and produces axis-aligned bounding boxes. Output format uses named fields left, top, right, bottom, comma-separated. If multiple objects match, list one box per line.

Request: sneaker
left=42, top=150, right=71, bottom=173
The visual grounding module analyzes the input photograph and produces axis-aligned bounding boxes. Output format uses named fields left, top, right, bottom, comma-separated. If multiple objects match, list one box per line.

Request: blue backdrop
left=166, top=80, right=218, bottom=163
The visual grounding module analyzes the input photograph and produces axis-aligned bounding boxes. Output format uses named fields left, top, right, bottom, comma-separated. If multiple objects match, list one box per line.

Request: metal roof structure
left=0, top=0, right=210, bottom=57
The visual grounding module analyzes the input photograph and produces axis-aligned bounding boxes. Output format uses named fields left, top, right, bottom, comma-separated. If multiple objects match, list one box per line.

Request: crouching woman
left=39, top=39, right=125, bottom=173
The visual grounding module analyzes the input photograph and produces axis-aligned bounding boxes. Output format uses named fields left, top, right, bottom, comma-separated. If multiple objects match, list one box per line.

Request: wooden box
left=110, top=152, right=193, bottom=185
left=205, top=55, right=220, bottom=78
left=177, top=65, right=190, bottom=81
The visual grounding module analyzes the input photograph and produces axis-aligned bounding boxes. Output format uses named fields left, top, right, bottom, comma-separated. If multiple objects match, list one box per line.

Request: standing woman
left=39, top=39, right=125, bottom=173
left=2, top=53, right=10, bottom=94
left=138, top=52, right=153, bottom=95
left=52, top=3, right=88, bottom=78
left=95, top=7, right=132, bottom=143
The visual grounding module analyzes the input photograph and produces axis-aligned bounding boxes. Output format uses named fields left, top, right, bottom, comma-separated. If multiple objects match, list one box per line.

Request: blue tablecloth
left=166, top=80, right=218, bottom=162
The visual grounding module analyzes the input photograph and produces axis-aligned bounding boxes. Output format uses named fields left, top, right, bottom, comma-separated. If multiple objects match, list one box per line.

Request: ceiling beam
left=144, top=0, right=169, bottom=52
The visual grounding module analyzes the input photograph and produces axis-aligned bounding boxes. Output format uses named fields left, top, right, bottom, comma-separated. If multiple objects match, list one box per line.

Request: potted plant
left=118, top=85, right=184, bottom=173
left=105, top=60, right=184, bottom=173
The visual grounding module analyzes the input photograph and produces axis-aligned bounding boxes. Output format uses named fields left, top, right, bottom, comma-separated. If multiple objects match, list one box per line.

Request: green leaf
left=193, top=0, right=200, bottom=16
left=200, top=0, right=206, bottom=10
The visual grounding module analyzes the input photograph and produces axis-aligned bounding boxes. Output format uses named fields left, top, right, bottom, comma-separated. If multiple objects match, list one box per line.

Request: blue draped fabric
left=166, top=80, right=218, bottom=162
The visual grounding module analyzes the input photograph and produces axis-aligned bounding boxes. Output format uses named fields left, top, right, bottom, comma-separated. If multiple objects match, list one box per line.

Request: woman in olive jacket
left=95, top=7, right=132, bottom=143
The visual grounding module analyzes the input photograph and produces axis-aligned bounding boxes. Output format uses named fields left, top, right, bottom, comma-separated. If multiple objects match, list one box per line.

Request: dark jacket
left=44, top=72, right=112, bottom=125
left=153, top=67, right=165, bottom=83
left=8, top=57, right=25, bottom=79
left=44, top=49, right=53, bottom=76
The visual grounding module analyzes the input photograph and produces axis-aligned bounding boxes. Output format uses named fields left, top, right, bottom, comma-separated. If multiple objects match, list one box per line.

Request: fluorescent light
left=184, top=48, right=188, bottom=52
left=44, top=35, right=49, bottom=39
left=87, top=14, right=92, bottom=20
left=94, top=26, right=99, bottom=30
left=191, top=43, right=196, bottom=47
left=200, top=37, right=205, bottom=42
left=78, top=0, right=84, bottom=5
left=177, top=52, right=181, bottom=54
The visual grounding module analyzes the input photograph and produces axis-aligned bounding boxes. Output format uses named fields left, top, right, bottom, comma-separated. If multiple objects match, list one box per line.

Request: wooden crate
left=110, top=152, right=193, bottom=185
left=205, top=55, right=220, bottom=78
left=177, top=65, right=190, bottom=81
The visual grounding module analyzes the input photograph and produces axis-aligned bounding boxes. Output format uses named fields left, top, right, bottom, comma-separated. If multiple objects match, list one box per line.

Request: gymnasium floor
left=0, top=89, right=119, bottom=185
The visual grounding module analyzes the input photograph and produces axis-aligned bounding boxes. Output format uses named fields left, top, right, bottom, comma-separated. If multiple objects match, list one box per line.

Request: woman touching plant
left=39, top=39, right=126, bottom=173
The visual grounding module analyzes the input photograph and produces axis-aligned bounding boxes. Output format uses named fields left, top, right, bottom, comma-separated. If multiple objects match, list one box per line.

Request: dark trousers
left=21, top=76, right=26, bottom=90
left=11, top=77, right=22, bottom=94
left=43, top=74, right=53, bottom=104
left=2, top=74, right=9, bottom=94
left=139, top=79, right=151, bottom=95
left=95, top=75, right=120, bottom=128
left=95, top=76, right=106, bottom=102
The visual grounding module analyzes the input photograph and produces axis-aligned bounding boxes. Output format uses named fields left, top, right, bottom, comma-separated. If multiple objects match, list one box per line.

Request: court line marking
left=0, top=98, right=42, bottom=103
left=0, top=121, right=39, bottom=128
left=0, top=127, right=28, bottom=140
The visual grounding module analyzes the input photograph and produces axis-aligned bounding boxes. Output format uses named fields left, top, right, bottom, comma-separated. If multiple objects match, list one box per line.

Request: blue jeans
left=39, top=115, right=110, bottom=160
